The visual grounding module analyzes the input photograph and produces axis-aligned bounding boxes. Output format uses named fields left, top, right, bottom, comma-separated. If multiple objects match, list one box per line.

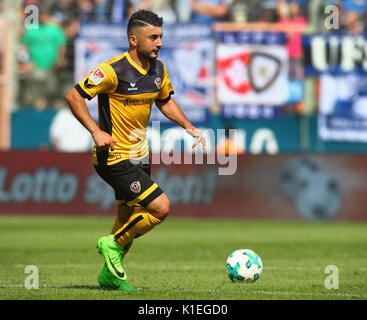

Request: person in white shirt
left=50, top=107, right=93, bottom=152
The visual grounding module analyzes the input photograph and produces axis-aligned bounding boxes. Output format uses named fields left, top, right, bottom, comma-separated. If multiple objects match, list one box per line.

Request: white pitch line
left=0, top=284, right=24, bottom=288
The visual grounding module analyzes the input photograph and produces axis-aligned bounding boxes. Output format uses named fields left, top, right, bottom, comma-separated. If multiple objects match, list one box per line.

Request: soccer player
left=65, top=10, right=206, bottom=291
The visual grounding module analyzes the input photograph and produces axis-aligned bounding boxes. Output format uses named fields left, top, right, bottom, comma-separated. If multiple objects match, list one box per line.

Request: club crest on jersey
left=89, top=67, right=106, bottom=85
left=154, top=77, right=162, bottom=90
left=130, top=181, right=141, bottom=193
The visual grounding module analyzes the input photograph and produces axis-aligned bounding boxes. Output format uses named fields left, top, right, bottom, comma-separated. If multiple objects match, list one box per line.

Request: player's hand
left=186, top=127, right=206, bottom=150
left=92, top=129, right=118, bottom=151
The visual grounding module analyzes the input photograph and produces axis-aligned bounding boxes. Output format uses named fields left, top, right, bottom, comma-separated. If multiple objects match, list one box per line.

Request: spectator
left=127, top=0, right=177, bottom=23
left=23, top=0, right=42, bottom=5
left=307, top=0, right=325, bottom=31
left=342, top=0, right=366, bottom=34
left=343, top=0, right=367, bottom=17
left=190, top=0, right=229, bottom=24
left=50, top=0, right=79, bottom=24
left=175, top=0, right=192, bottom=22
left=126, top=0, right=152, bottom=18
left=343, top=10, right=364, bottom=34
left=57, top=18, right=80, bottom=106
left=150, top=0, right=178, bottom=23
left=278, top=0, right=307, bottom=59
left=110, top=0, right=126, bottom=23
left=20, top=4, right=67, bottom=109
left=227, top=0, right=265, bottom=23
left=261, top=0, right=278, bottom=22
left=78, top=0, right=95, bottom=22
left=49, top=106, right=93, bottom=152
left=277, top=0, right=307, bottom=101
left=94, top=0, right=108, bottom=22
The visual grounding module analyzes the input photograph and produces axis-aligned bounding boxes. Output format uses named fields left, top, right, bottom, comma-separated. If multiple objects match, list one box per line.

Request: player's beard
left=138, top=48, right=159, bottom=60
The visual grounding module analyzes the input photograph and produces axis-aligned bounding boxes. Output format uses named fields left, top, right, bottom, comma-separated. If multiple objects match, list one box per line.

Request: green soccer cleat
left=98, top=264, right=122, bottom=289
left=97, top=235, right=127, bottom=281
left=98, top=264, right=138, bottom=291
left=119, top=280, right=138, bottom=291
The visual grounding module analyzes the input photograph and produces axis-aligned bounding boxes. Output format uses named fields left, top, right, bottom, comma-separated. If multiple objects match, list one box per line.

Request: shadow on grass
left=43, top=285, right=102, bottom=290
left=53, top=285, right=145, bottom=292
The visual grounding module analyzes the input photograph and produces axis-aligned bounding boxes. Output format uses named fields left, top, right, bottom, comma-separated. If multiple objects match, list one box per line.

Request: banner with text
left=1, top=152, right=367, bottom=221
left=303, top=33, right=367, bottom=75
left=303, top=33, right=367, bottom=142
left=75, top=23, right=214, bottom=124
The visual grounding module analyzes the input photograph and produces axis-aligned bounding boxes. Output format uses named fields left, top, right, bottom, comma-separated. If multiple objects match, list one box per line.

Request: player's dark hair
left=127, top=10, right=163, bottom=35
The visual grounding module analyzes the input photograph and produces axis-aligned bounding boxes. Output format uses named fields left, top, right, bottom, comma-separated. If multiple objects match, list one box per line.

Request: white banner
left=216, top=43, right=289, bottom=105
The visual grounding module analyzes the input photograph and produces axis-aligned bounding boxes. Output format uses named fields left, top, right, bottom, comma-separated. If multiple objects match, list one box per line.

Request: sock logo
left=130, top=181, right=141, bottom=193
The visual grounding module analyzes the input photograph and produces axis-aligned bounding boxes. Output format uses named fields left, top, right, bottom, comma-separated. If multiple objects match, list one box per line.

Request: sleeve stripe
left=155, top=90, right=174, bottom=104
left=75, top=84, right=93, bottom=100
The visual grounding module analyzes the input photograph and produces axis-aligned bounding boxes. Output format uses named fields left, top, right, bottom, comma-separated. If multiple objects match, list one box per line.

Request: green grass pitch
left=0, top=215, right=366, bottom=300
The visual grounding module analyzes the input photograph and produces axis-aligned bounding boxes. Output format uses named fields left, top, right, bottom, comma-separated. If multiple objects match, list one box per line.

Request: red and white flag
left=216, top=44, right=289, bottom=105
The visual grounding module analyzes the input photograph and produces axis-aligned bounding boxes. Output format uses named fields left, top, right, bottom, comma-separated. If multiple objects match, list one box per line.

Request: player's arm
left=191, top=0, right=228, bottom=18
left=65, top=88, right=117, bottom=150
left=156, top=98, right=206, bottom=150
left=65, top=63, right=118, bottom=150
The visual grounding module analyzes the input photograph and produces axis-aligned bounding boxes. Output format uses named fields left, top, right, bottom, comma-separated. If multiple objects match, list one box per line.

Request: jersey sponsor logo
left=89, top=67, right=106, bottom=85
left=124, top=97, right=155, bottom=107
left=154, top=77, right=162, bottom=90
left=130, top=181, right=141, bottom=193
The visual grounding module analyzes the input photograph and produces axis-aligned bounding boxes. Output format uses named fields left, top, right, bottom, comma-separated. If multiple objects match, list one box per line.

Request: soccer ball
left=226, top=249, right=263, bottom=283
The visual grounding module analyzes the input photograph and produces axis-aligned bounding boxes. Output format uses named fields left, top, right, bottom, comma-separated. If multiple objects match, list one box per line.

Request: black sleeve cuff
left=155, top=91, right=174, bottom=104
left=75, top=84, right=93, bottom=100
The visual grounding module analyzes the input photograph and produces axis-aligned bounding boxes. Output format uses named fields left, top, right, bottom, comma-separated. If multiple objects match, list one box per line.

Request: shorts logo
left=155, top=77, right=162, bottom=90
left=89, top=67, right=106, bottom=85
left=130, top=181, right=141, bottom=193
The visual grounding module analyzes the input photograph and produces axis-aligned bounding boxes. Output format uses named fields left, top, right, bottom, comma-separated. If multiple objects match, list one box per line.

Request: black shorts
left=94, top=158, right=163, bottom=208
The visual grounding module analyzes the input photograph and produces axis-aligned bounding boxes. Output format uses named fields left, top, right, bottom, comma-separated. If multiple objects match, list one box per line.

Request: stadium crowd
left=15, top=0, right=367, bottom=111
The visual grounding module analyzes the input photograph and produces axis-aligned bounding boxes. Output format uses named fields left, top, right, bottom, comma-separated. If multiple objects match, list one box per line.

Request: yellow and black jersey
left=75, top=51, right=174, bottom=165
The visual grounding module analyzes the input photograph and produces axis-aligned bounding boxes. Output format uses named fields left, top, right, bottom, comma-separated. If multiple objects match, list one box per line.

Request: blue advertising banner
left=319, top=73, right=367, bottom=142
left=303, top=33, right=367, bottom=142
left=303, top=33, right=367, bottom=75
left=75, top=23, right=214, bottom=124
left=220, top=105, right=285, bottom=120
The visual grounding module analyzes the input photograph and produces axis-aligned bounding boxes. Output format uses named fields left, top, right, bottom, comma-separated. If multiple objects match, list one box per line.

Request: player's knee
left=158, top=198, right=170, bottom=220
left=148, top=196, right=170, bottom=221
